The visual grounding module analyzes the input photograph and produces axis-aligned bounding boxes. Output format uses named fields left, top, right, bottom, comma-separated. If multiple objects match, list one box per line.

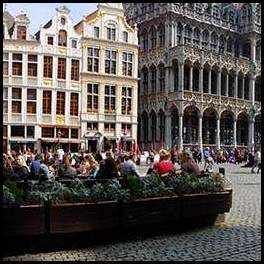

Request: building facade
left=124, top=3, right=261, bottom=152
left=75, top=3, right=138, bottom=152
left=3, top=3, right=138, bottom=153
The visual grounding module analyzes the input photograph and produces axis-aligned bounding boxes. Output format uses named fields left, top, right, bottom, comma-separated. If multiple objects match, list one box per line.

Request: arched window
left=142, top=67, right=148, bottom=95
left=141, top=29, right=148, bottom=51
left=184, top=25, right=192, bottom=45
left=158, top=110, right=165, bottom=143
left=177, top=22, right=183, bottom=45
left=219, top=35, right=225, bottom=55
left=150, top=26, right=156, bottom=49
left=158, top=63, right=165, bottom=92
left=210, top=32, right=218, bottom=51
left=150, top=65, right=157, bottom=93
left=227, top=38, right=233, bottom=53
left=202, top=30, right=209, bottom=48
left=193, top=28, right=200, bottom=46
left=106, top=23, right=116, bottom=41
left=58, top=30, right=67, bottom=47
left=158, top=24, right=165, bottom=47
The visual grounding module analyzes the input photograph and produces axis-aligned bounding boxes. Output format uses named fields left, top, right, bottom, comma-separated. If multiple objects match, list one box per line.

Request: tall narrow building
left=124, top=3, right=261, bottom=152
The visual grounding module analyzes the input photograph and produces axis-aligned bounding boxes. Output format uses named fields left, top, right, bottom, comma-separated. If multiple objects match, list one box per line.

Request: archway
left=158, top=109, right=165, bottom=148
left=237, top=112, right=249, bottom=146
left=171, top=106, right=179, bottom=146
left=203, top=108, right=218, bottom=145
left=142, top=111, right=149, bottom=144
left=150, top=110, right=157, bottom=148
left=183, top=105, right=200, bottom=144
left=220, top=110, right=235, bottom=145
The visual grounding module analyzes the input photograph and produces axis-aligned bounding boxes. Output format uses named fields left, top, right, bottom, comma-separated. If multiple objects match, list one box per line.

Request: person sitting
left=180, top=151, right=201, bottom=176
left=30, top=154, right=41, bottom=179
left=121, top=152, right=141, bottom=178
left=153, top=149, right=175, bottom=177
left=62, top=156, right=77, bottom=179
left=99, top=151, right=120, bottom=179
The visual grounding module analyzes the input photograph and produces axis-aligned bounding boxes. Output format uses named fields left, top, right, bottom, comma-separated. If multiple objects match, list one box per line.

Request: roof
left=85, top=10, right=98, bottom=22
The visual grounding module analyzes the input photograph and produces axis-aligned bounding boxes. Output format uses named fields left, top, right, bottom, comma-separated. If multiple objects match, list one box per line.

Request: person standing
left=251, top=149, right=261, bottom=173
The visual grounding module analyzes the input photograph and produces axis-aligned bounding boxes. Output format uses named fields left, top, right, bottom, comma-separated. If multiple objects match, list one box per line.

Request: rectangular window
left=17, top=26, right=26, bottom=40
left=104, top=85, right=116, bottom=113
left=71, top=59, right=79, bottom=81
left=11, top=126, right=25, bottom=137
left=43, top=56, right=53, bottom=78
left=87, top=122, right=98, bottom=131
left=26, top=126, right=35, bottom=138
left=122, top=52, right=133, bottom=76
left=123, top=31, right=128, bottom=42
left=12, top=53, right=22, bottom=76
left=47, top=36, right=53, bottom=45
left=57, top=57, right=66, bottom=79
left=71, top=39, right=77, bottom=48
left=12, top=87, right=22, bottom=113
left=104, top=123, right=115, bottom=132
left=122, top=87, right=132, bottom=115
left=70, top=93, right=78, bottom=116
left=3, top=125, right=7, bottom=137
left=28, top=54, right=38, bottom=77
left=3, top=87, right=8, bottom=113
left=56, top=91, right=65, bottom=115
left=121, top=123, right=132, bottom=134
left=3, top=52, right=8, bottom=75
left=94, top=26, right=99, bottom=38
left=42, top=127, right=54, bottom=138
left=27, top=89, right=37, bottom=114
left=107, top=27, right=116, bottom=41
left=43, top=90, right=52, bottom=114
left=71, top=128, right=78, bottom=139
left=87, top=47, right=99, bottom=72
left=87, top=83, right=98, bottom=112
left=105, top=50, right=116, bottom=74
left=57, top=128, right=69, bottom=138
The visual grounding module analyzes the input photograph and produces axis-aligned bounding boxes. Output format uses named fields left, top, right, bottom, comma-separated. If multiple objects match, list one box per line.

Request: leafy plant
left=3, top=185, right=16, bottom=206
left=127, top=175, right=143, bottom=199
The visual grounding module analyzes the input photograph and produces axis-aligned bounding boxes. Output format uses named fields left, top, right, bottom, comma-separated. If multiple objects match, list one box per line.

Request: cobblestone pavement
left=3, top=163, right=261, bottom=261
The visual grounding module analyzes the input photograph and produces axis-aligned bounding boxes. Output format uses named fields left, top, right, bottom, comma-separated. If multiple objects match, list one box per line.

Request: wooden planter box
left=181, top=190, right=233, bottom=219
left=49, top=201, right=119, bottom=234
left=120, top=195, right=181, bottom=229
left=3, top=205, right=45, bottom=237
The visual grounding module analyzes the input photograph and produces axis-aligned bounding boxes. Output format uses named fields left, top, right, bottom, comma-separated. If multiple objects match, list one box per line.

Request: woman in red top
left=153, top=149, right=175, bottom=176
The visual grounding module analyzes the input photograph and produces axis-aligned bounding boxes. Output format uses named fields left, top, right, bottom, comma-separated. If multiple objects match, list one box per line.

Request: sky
left=3, top=3, right=98, bottom=33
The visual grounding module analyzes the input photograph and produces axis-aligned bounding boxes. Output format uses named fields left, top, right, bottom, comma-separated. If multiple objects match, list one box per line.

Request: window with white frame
left=87, top=83, right=98, bottom=112
left=87, top=122, right=98, bottom=131
left=28, top=54, right=38, bottom=77
left=104, top=123, right=115, bottom=132
left=105, top=85, right=116, bottom=113
left=71, top=39, right=77, bottom=48
left=27, top=89, right=37, bottom=114
left=123, top=31, right=128, bottom=42
left=3, top=52, right=8, bottom=76
left=12, top=87, right=22, bottom=113
left=47, top=36, right=54, bottom=45
left=122, top=87, right=132, bottom=115
left=106, top=24, right=116, bottom=41
left=105, top=50, right=116, bottom=74
left=94, top=27, right=99, bottom=38
left=122, top=52, right=133, bottom=76
left=121, top=123, right=131, bottom=135
left=87, top=47, right=99, bottom=72
left=3, top=87, right=8, bottom=113
left=12, top=53, right=22, bottom=76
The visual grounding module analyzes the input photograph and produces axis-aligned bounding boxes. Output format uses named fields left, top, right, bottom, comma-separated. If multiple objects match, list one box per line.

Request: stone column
left=199, top=66, right=203, bottom=93
left=189, top=64, right=193, bottom=91
left=225, top=72, right=229, bottom=96
left=178, top=62, right=184, bottom=92
left=198, top=113, right=203, bottom=159
left=217, top=68, right=221, bottom=96
left=242, top=74, right=245, bottom=99
left=233, top=117, right=237, bottom=148
left=165, top=112, right=172, bottom=149
left=250, top=36, right=256, bottom=62
left=234, top=71, right=238, bottom=99
left=178, top=113, right=183, bottom=151
left=208, top=67, right=212, bottom=94
left=249, top=75, right=256, bottom=104
left=165, top=66, right=170, bottom=95
left=248, top=117, right=255, bottom=153
left=216, top=117, right=220, bottom=149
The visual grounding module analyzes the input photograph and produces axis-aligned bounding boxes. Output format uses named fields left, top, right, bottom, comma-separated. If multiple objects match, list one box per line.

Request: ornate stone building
left=75, top=3, right=138, bottom=152
left=124, top=3, right=261, bottom=152
left=3, top=4, right=138, bottom=153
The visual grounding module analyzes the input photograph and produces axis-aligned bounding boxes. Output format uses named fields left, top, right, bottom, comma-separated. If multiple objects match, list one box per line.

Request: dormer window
left=58, top=29, right=67, bottom=47
left=61, top=17, right=66, bottom=25
left=107, top=24, right=116, bottom=41
left=123, top=31, right=128, bottom=42
left=94, top=27, right=99, bottom=38
left=71, top=39, right=77, bottom=48
left=17, top=26, right=26, bottom=40
left=47, top=36, right=53, bottom=45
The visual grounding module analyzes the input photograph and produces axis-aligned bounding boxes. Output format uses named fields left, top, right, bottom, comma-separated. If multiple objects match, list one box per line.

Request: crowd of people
left=3, top=144, right=261, bottom=183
